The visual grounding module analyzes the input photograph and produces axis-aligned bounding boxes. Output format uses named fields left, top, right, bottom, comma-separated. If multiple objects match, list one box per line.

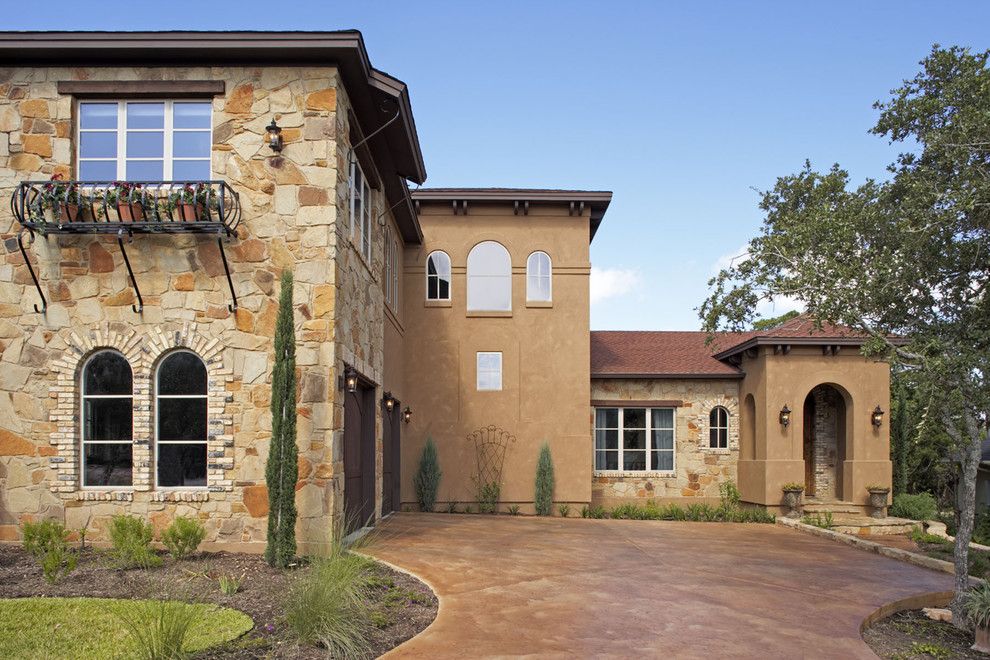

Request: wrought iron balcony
left=11, top=180, right=241, bottom=236
left=10, top=180, right=242, bottom=315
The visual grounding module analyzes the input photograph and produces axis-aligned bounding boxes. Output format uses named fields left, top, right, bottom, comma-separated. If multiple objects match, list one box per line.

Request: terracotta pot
left=177, top=202, right=204, bottom=222
left=58, top=203, right=80, bottom=223
left=974, top=624, right=990, bottom=654
left=117, top=202, right=144, bottom=223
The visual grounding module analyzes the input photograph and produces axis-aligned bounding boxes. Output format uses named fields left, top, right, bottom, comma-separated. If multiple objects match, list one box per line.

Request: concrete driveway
left=366, top=513, right=953, bottom=659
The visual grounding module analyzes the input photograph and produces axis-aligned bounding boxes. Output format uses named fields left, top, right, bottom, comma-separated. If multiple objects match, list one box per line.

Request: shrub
left=507, top=504, right=521, bottom=515
left=909, top=525, right=951, bottom=546
left=801, top=512, right=834, bottom=529
left=719, top=480, right=742, bottom=511
left=108, top=515, right=162, bottom=569
left=161, top=517, right=206, bottom=560
left=476, top=481, right=500, bottom=514
left=444, top=500, right=458, bottom=514
left=781, top=482, right=804, bottom=492
left=534, top=443, right=555, bottom=516
left=284, top=546, right=372, bottom=657
left=22, top=519, right=77, bottom=584
left=218, top=573, right=244, bottom=596
left=963, top=582, right=990, bottom=629
left=557, top=504, right=571, bottom=518
left=581, top=505, right=606, bottom=519
left=115, top=599, right=198, bottom=660
left=414, top=437, right=442, bottom=512
left=888, top=492, right=938, bottom=521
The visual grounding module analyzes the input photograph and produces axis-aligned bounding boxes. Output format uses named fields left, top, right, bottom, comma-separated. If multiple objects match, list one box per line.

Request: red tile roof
left=591, top=316, right=868, bottom=378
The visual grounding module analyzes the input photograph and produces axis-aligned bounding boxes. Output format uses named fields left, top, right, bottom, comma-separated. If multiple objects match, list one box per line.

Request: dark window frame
left=80, top=349, right=134, bottom=488
left=155, top=349, right=209, bottom=489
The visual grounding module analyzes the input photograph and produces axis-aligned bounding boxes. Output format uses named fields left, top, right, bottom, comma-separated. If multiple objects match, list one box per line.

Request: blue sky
left=12, top=1, right=990, bottom=329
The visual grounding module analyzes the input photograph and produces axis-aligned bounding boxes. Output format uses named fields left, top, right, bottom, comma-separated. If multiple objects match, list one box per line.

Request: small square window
left=476, top=352, right=502, bottom=391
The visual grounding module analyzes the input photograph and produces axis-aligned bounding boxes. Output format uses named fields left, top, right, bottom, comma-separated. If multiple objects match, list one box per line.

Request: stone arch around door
left=802, top=383, right=852, bottom=501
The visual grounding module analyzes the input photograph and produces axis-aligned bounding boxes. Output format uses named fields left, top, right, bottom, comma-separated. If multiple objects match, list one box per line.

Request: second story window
left=349, top=160, right=372, bottom=262
left=78, top=100, right=212, bottom=180
left=467, top=241, right=511, bottom=311
left=426, top=251, right=451, bottom=301
left=526, top=251, right=552, bottom=302
left=384, top=226, right=400, bottom=310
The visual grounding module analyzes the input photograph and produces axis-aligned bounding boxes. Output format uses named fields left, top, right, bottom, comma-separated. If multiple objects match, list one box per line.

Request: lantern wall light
left=779, top=405, right=792, bottom=428
left=265, top=118, right=284, bottom=153
left=338, top=366, right=358, bottom=394
left=872, top=406, right=885, bottom=429
left=402, top=406, right=412, bottom=424
left=382, top=392, right=397, bottom=413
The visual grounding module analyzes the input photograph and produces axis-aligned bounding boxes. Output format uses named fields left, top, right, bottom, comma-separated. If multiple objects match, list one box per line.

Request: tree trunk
left=949, top=413, right=983, bottom=629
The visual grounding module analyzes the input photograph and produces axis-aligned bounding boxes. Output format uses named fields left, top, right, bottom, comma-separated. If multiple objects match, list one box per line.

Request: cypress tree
left=534, top=443, right=555, bottom=516
left=414, top=437, right=442, bottom=512
left=891, top=384, right=910, bottom=496
left=265, top=270, right=298, bottom=568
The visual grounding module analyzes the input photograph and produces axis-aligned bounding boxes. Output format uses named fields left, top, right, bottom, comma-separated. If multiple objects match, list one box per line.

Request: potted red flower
left=108, top=182, right=146, bottom=222
left=169, top=183, right=210, bottom=222
left=42, top=174, right=86, bottom=223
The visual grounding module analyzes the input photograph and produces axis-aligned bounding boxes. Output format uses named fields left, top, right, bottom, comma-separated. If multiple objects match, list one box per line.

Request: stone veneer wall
left=0, top=65, right=354, bottom=553
left=809, top=385, right=839, bottom=500
left=591, top=378, right=740, bottom=506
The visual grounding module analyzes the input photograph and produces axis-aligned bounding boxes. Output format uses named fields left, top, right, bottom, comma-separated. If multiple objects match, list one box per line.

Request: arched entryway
left=802, top=384, right=848, bottom=500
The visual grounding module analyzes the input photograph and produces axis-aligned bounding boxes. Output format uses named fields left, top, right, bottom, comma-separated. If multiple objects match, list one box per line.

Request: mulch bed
left=0, top=544, right=436, bottom=658
left=863, top=609, right=982, bottom=659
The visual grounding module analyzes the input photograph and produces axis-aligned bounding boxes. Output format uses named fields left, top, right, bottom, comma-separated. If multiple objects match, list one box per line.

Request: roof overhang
left=0, top=30, right=427, bottom=243
left=712, top=336, right=871, bottom=361
left=411, top=188, right=612, bottom=242
left=591, top=372, right=745, bottom=380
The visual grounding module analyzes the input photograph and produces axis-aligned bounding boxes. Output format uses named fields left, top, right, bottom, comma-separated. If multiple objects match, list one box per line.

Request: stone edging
left=859, top=590, right=955, bottom=633
left=776, top=516, right=957, bottom=576
left=925, top=520, right=990, bottom=552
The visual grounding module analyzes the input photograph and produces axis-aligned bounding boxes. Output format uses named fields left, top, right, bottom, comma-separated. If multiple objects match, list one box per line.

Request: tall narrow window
left=476, top=352, right=503, bottom=391
left=426, top=251, right=451, bottom=301
left=156, top=351, right=208, bottom=488
left=595, top=408, right=619, bottom=470
left=349, top=160, right=372, bottom=261
left=467, top=241, right=511, bottom=311
left=709, top=406, right=729, bottom=449
left=81, top=350, right=133, bottom=487
left=77, top=100, right=212, bottom=180
left=526, top=251, right=552, bottom=302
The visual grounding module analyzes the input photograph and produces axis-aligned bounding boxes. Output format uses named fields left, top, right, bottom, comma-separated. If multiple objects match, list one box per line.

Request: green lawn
left=0, top=597, right=253, bottom=659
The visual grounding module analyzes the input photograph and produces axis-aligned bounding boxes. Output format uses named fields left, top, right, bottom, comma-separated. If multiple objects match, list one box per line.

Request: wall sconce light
left=338, top=366, right=358, bottom=393
left=402, top=406, right=412, bottom=424
left=382, top=392, right=396, bottom=413
left=779, top=405, right=791, bottom=428
left=872, top=405, right=885, bottom=429
left=265, top=118, right=284, bottom=153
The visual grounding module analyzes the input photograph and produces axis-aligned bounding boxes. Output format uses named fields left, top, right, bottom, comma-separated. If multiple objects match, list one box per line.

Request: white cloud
left=756, top=294, right=805, bottom=318
left=712, top=243, right=750, bottom=274
left=590, top=267, right=642, bottom=304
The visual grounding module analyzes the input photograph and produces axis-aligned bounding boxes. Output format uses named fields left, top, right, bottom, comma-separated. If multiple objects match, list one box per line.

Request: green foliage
left=889, top=493, right=938, bottom=521
left=476, top=481, right=501, bottom=514
left=719, top=480, right=742, bottom=510
left=534, top=443, right=555, bottom=516
left=444, top=500, right=458, bottom=514
left=115, top=599, right=199, bottom=660
left=218, top=573, right=244, bottom=596
left=108, top=515, right=162, bottom=569
left=161, top=516, right=206, bottom=560
left=751, top=310, right=800, bottom=331
left=581, top=505, right=607, bottom=519
left=22, top=519, right=77, bottom=584
left=801, top=512, right=834, bottom=529
left=284, top=544, right=372, bottom=658
left=265, top=270, right=299, bottom=569
left=557, top=504, right=571, bottom=518
left=781, top=482, right=804, bottom=492
left=414, top=437, right=442, bottom=512
left=909, top=525, right=951, bottom=546
left=605, top=500, right=775, bottom=523
left=507, top=504, right=521, bottom=516
left=909, top=642, right=951, bottom=660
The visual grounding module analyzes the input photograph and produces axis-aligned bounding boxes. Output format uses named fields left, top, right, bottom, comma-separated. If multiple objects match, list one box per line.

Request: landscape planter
left=116, top=202, right=145, bottom=223
left=782, top=489, right=804, bottom=518
left=177, top=202, right=205, bottom=222
left=868, top=489, right=890, bottom=519
left=974, top=624, right=990, bottom=654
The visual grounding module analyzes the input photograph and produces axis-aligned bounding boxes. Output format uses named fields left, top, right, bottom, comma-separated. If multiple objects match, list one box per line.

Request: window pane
left=80, top=132, right=117, bottom=159
left=127, top=131, right=164, bottom=158
left=652, top=408, right=674, bottom=429
left=157, top=442, right=207, bottom=487
left=428, top=277, right=438, bottom=299
left=158, top=398, right=207, bottom=441
left=173, top=102, right=212, bottom=129
left=595, top=429, right=618, bottom=450
left=437, top=277, right=450, bottom=299
left=624, top=429, right=645, bottom=451
left=159, top=352, right=208, bottom=394
left=652, top=450, right=674, bottom=471
left=173, top=131, right=211, bottom=158
left=468, top=277, right=511, bottom=311
left=595, top=408, right=618, bottom=428
left=79, top=160, right=117, bottom=180
left=624, top=408, right=646, bottom=429
left=84, top=398, right=133, bottom=442
left=172, top=160, right=211, bottom=181
left=80, top=103, right=118, bottom=129
left=624, top=450, right=646, bottom=471
left=84, top=352, right=132, bottom=395
left=596, top=450, right=618, bottom=471
left=652, top=429, right=674, bottom=451
left=126, top=102, right=165, bottom=129
left=84, top=443, right=132, bottom=486
left=126, top=160, right=163, bottom=180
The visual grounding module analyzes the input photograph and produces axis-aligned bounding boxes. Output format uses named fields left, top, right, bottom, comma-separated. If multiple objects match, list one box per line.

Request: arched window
left=426, top=251, right=451, bottom=301
left=82, top=350, right=133, bottom=487
left=709, top=406, right=729, bottom=449
left=526, top=251, right=552, bottom=302
left=467, top=241, right=511, bottom=311
left=156, top=351, right=208, bottom=488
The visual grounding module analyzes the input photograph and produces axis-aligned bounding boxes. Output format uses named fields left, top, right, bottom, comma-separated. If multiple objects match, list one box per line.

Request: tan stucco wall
left=590, top=378, right=740, bottom=507
left=0, top=64, right=375, bottom=554
left=400, top=203, right=591, bottom=512
left=736, top=345, right=892, bottom=512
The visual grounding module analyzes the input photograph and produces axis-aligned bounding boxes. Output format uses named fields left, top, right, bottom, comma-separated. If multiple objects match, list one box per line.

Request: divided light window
left=81, top=350, right=134, bottom=487
left=384, top=226, right=400, bottom=310
left=77, top=100, right=212, bottom=180
left=156, top=351, right=208, bottom=488
left=594, top=407, right=675, bottom=472
left=709, top=406, right=729, bottom=449
left=349, top=160, right=373, bottom=262
left=426, top=251, right=451, bottom=301
left=476, top=352, right=503, bottom=391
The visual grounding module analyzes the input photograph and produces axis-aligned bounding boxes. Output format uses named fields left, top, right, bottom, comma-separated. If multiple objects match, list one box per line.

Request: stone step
left=803, top=501, right=862, bottom=514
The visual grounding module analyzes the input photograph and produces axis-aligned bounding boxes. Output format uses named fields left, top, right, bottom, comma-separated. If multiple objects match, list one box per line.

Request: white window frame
left=76, top=99, right=213, bottom=180
left=426, top=250, right=452, bottom=301
left=476, top=352, right=503, bottom=391
left=349, top=159, right=373, bottom=262
left=526, top=251, right=552, bottom=302
left=709, top=406, right=729, bottom=449
left=593, top=406, right=677, bottom=474
left=80, top=349, right=134, bottom=490
left=154, top=349, right=209, bottom=490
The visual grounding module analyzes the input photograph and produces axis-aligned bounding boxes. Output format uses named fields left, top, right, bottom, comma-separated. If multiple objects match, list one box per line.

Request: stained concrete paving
left=367, top=513, right=953, bottom=659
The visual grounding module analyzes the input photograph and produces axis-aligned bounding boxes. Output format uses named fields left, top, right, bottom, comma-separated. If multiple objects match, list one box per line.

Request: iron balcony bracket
left=16, top=229, right=47, bottom=313
left=116, top=229, right=143, bottom=314
left=218, top=230, right=238, bottom=312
